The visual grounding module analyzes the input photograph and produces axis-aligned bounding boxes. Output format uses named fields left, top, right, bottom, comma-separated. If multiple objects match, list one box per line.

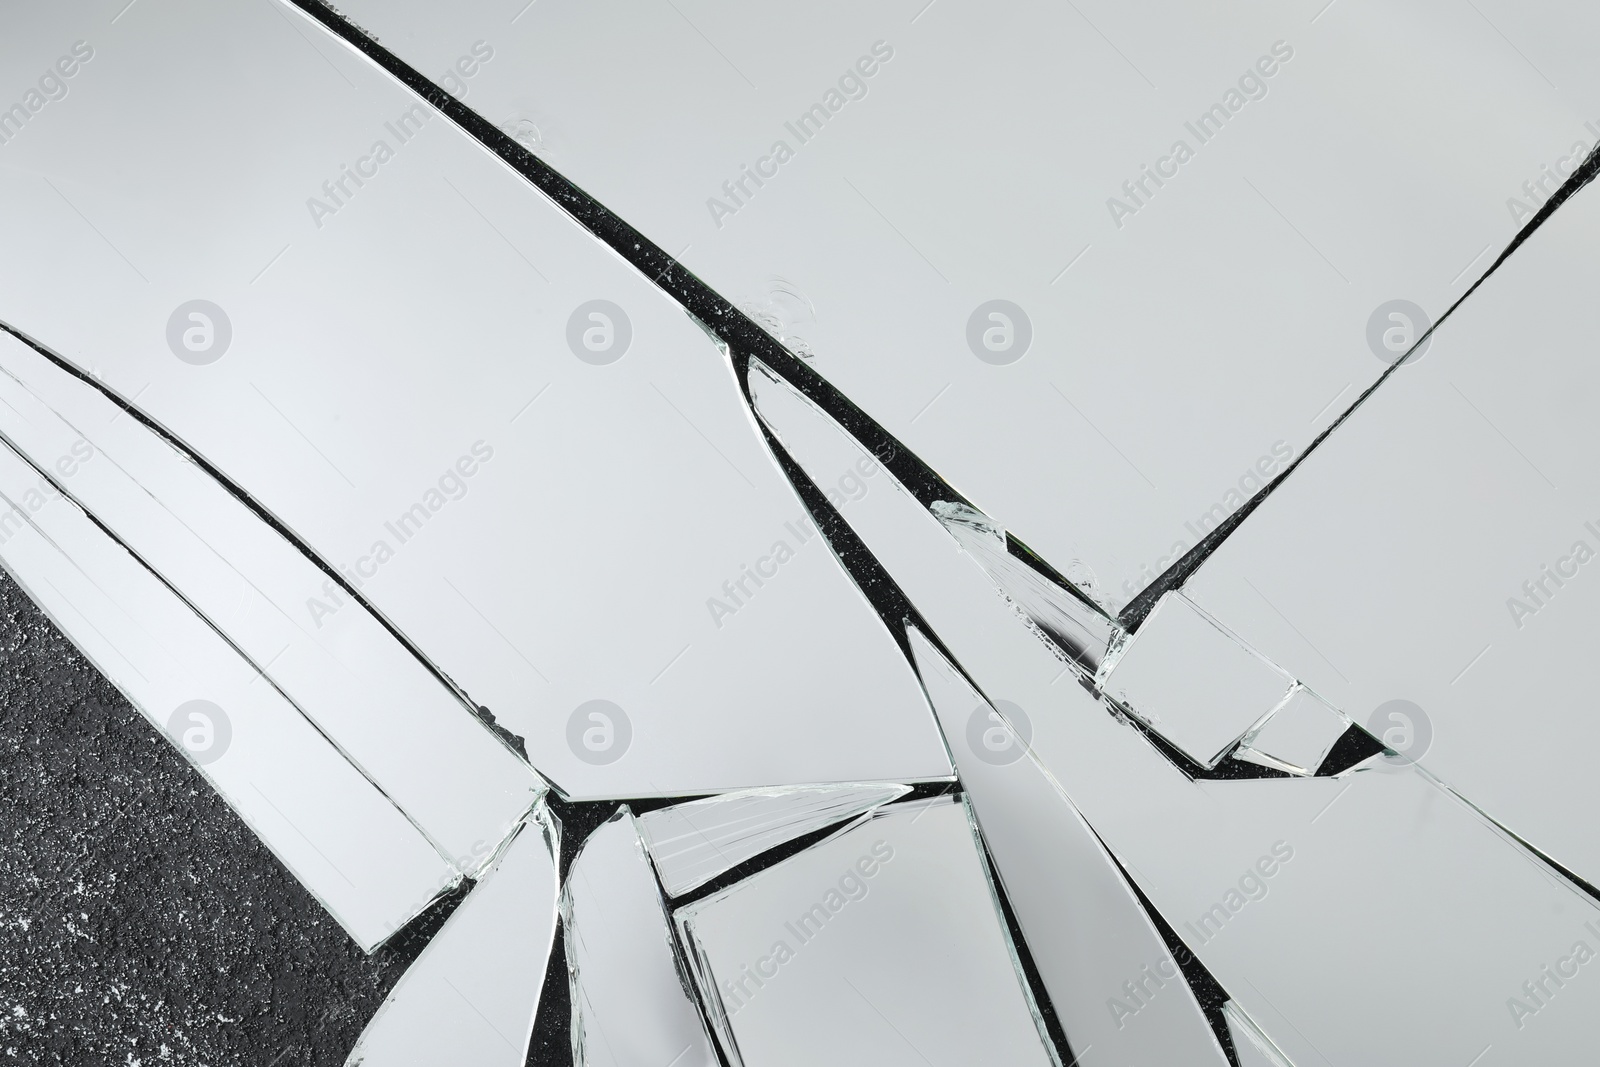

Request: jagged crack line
left=521, top=909, right=570, bottom=1067
left=278, top=0, right=1112, bottom=631
left=0, top=359, right=347, bottom=659
left=633, top=821, right=738, bottom=1067
left=1407, top=761, right=1600, bottom=909
left=962, top=799, right=1080, bottom=1067
left=1119, top=143, right=1600, bottom=631
left=747, top=360, right=1112, bottom=694
left=666, top=782, right=952, bottom=910
left=1005, top=530, right=1118, bottom=625
left=1083, top=822, right=1244, bottom=1067
left=750, top=373, right=1285, bottom=784
left=0, top=422, right=475, bottom=883
left=0, top=318, right=534, bottom=769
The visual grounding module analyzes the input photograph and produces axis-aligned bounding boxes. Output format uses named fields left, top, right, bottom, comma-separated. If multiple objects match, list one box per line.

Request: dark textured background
left=0, top=570, right=443, bottom=1065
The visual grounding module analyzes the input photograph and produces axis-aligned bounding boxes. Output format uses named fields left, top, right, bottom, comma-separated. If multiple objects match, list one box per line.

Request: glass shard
left=563, top=808, right=718, bottom=1067
left=315, top=0, right=1600, bottom=613
left=347, top=809, right=559, bottom=1064
left=0, top=426, right=451, bottom=951
left=1183, top=174, right=1600, bottom=885
left=0, top=329, right=543, bottom=875
left=675, top=795, right=1056, bottom=1067
left=0, top=0, right=950, bottom=801
left=906, top=626, right=1231, bottom=1067
left=1234, top=686, right=1348, bottom=777
left=1099, top=591, right=1294, bottom=769
left=930, top=499, right=1117, bottom=674
left=748, top=347, right=1600, bottom=1065
left=8, top=2, right=1600, bottom=1063
left=636, top=784, right=910, bottom=898
left=1222, top=1001, right=1295, bottom=1067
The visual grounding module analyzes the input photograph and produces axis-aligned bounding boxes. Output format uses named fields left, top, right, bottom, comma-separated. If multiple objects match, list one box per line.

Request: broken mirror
left=2, top=0, right=1598, bottom=1063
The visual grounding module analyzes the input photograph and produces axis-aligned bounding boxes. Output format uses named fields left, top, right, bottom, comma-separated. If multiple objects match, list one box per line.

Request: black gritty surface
left=0, top=570, right=470, bottom=1065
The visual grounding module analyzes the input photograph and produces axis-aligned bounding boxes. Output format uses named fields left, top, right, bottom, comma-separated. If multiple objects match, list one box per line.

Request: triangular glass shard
left=907, top=626, right=1231, bottom=1067
left=675, top=796, right=1055, bottom=1067
left=747, top=343, right=1600, bottom=1065
left=563, top=808, right=718, bottom=1067
left=636, top=784, right=910, bottom=897
left=347, top=809, right=559, bottom=1064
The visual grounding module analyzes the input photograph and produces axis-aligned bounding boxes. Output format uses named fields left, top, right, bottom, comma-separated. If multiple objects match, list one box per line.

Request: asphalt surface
left=0, top=570, right=471, bottom=1065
